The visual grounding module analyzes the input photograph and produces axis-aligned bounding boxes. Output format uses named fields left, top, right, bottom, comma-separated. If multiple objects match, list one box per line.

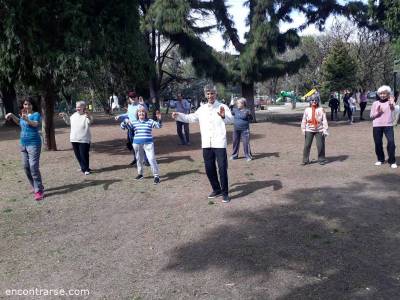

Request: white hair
left=377, top=85, right=391, bottom=94
left=76, top=101, right=86, bottom=107
left=203, top=84, right=217, bottom=93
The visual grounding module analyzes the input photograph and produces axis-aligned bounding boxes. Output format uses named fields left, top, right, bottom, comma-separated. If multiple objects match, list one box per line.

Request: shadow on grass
left=160, top=169, right=203, bottom=182
left=164, top=173, right=400, bottom=299
left=157, top=155, right=195, bottom=165
left=46, top=179, right=122, bottom=197
left=230, top=180, right=283, bottom=200
left=251, top=152, right=280, bottom=160
left=94, top=164, right=132, bottom=173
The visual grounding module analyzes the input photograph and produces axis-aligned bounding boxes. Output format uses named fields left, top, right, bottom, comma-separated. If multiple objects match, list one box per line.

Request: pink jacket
left=370, top=101, right=393, bottom=127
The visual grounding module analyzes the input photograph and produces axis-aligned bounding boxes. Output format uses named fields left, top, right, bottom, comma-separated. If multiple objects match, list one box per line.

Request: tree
left=149, top=0, right=369, bottom=120
left=0, top=0, right=150, bottom=149
left=322, top=41, right=358, bottom=92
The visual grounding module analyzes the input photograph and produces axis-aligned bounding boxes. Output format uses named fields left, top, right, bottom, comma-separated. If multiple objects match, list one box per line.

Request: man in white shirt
left=172, top=84, right=234, bottom=203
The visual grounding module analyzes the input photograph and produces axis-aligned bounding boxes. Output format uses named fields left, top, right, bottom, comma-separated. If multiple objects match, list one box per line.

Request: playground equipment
left=276, top=88, right=319, bottom=109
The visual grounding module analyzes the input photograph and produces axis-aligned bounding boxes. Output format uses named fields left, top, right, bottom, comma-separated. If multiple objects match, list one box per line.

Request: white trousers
left=133, top=143, right=159, bottom=176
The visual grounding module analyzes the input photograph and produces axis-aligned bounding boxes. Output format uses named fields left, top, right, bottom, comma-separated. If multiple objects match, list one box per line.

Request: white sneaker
left=391, top=163, right=398, bottom=169
left=84, top=171, right=91, bottom=175
left=374, top=161, right=383, bottom=166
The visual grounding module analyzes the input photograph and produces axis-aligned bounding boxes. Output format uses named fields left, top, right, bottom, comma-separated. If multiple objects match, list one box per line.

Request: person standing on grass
left=169, top=93, right=191, bottom=145
left=6, top=97, right=44, bottom=201
left=359, top=90, right=368, bottom=121
left=115, top=92, right=149, bottom=166
left=301, top=93, right=329, bottom=166
left=348, top=92, right=357, bottom=124
left=370, top=85, right=397, bottom=168
left=60, top=101, right=93, bottom=175
left=328, top=93, right=339, bottom=121
left=120, top=107, right=162, bottom=184
left=230, top=98, right=253, bottom=161
left=172, top=84, right=234, bottom=203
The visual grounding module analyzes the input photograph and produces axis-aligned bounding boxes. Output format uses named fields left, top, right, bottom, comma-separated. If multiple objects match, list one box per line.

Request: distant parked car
left=367, top=91, right=377, bottom=100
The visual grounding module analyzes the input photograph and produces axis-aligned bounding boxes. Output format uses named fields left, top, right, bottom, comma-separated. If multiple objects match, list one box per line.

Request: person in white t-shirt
left=60, top=101, right=93, bottom=175
left=110, top=94, right=119, bottom=113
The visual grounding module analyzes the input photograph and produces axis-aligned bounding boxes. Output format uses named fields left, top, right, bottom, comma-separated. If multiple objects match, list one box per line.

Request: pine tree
left=149, top=0, right=368, bottom=120
left=322, top=41, right=357, bottom=92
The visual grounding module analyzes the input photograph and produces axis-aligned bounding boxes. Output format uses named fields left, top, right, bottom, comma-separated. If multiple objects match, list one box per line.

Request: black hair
left=18, top=97, right=39, bottom=113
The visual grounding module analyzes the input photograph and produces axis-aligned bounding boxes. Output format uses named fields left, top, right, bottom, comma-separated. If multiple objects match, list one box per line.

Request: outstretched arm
left=172, top=111, right=199, bottom=123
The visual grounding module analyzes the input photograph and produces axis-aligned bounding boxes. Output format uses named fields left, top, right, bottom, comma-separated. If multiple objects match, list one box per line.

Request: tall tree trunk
left=241, top=82, right=256, bottom=122
left=42, top=84, right=57, bottom=151
left=1, top=82, right=17, bottom=114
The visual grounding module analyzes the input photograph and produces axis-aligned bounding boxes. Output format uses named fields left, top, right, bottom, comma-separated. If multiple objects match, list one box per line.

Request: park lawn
left=1, top=111, right=400, bottom=299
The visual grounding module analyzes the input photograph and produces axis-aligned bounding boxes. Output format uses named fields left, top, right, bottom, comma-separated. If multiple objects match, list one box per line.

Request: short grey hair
left=237, top=97, right=247, bottom=106
left=203, top=84, right=217, bottom=93
left=76, top=101, right=86, bottom=107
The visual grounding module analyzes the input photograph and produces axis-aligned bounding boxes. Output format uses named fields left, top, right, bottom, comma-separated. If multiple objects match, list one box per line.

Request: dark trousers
left=232, top=129, right=251, bottom=158
left=373, top=126, right=396, bottom=164
left=360, top=102, right=367, bottom=119
left=343, top=106, right=348, bottom=117
left=203, top=148, right=229, bottom=196
left=303, top=132, right=326, bottom=163
left=176, top=121, right=190, bottom=144
left=72, top=142, right=90, bottom=172
left=330, top=108, right=338, bottom=121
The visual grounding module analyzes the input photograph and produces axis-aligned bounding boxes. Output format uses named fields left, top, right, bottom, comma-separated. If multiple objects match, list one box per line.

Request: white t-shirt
left=70, top=112, right=92, bottom=143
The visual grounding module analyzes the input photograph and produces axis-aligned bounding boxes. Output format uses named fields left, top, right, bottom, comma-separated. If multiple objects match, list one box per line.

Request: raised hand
left=5, top=113, right=13, bottom=120
left=171, top=112, right=179, bottom=119
left=217, top=106, right=225, bottom=118
left=155, top=110, right=162, bottom=120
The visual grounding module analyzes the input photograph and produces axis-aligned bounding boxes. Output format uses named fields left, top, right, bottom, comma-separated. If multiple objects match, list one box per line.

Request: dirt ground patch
left=1, top=109, right=400, bottom=299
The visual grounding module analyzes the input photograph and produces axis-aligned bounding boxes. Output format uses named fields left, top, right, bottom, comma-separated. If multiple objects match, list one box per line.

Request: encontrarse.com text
left=5, top=288, right=89, bottom=297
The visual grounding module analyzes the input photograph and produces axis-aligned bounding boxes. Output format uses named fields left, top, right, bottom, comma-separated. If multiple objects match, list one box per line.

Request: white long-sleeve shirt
left=176, top=100, right=233, bottom=148
left=301, top=107, right=328, bottom=133
left=69, top=112, right=92, bottom=143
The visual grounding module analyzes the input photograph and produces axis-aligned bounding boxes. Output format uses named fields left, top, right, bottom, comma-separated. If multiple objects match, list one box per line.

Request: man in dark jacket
left=329, top=94, right=340, bottom=121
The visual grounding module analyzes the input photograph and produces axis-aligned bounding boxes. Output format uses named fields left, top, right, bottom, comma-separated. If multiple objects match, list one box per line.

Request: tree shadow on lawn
left=92, top=132, right=266, bottom=156
left=157, top=155, right=195, bottom=165
left=45, top=179, right=122, bottom=197
left=230, top=180, right=283, bottom=200
left=164, top=173, right=400, bottom=299
left=251, top=152, right=280, bottom=160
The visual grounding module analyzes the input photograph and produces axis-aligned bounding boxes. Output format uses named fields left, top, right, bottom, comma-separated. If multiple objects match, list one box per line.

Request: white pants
left=133, top=143, right=159, bottom=177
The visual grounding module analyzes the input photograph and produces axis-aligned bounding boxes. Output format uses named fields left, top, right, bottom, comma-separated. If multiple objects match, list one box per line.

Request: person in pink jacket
left=301, top=93, right=329, bottom=165
left=370, top=85, right=397, bottom=168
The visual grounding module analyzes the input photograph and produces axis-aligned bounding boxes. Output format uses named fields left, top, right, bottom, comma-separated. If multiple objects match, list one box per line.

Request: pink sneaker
left=34, top=191, right=44, bottom=201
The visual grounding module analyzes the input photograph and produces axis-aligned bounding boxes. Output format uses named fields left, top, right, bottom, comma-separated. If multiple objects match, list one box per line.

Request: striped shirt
left=120, top=119, right=162, bottom=144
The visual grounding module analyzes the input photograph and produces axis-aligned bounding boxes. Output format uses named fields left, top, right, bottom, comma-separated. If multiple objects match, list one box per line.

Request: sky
left=202, top=0, right=361, bottom=53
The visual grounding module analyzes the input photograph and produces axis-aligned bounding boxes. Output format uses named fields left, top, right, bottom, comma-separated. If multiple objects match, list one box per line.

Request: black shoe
left=301, top=161, right=309, bottom=166
left=130, top=160, right=136, bottom=166
left=153, top=176, right=160, bottom=184
left=135, top=174, right=143, bottom=180
left=222, top=194, right=231, bottom=203
left=144, top=161, right=150, bottom=167
left=208, top=191, right=222, bottom=199
left=319, top=160, right=327, bottom=165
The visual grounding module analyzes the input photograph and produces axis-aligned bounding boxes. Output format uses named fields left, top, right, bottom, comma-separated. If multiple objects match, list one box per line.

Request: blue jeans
left=20, top=145, right=44, bottom=193
left=373, top=126, right=396, bottom=164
